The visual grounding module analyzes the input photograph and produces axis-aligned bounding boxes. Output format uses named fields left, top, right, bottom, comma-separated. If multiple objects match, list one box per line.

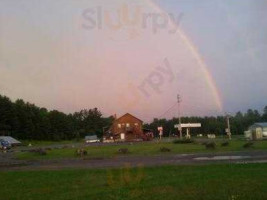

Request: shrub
left=29, top=148, right=47, bottom=156
left=76, top=149, right=88, bottom=157
left=38, top=149, right=47, bottom=156
left=118, top=148, right=129, bottom=154
left=221, top=141, right=230, bottom=147
left=160, top=147, right=171, bottom=152
left=173, top=139, right=194, bottom=144
left=243, top=142, right=254, bottom=149
left=205, top=142, right=216, bottom=150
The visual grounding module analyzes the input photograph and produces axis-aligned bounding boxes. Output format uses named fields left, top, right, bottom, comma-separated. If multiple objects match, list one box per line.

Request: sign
left=158, top=127, right=163, bottom=137
left=181, top=123, right=201, bottom=128
left=157, top=127, right=163, bottom=131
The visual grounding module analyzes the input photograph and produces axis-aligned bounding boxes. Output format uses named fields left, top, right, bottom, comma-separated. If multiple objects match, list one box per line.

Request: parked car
left=0, top=139, right=11, bottom=150
left=85, top=135, right=100, bottom=143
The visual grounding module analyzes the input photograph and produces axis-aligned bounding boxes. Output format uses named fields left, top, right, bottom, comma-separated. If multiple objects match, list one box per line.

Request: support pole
left=177, top=94, right=182, bottom=139
left=226, top=113, right=231, bottom=140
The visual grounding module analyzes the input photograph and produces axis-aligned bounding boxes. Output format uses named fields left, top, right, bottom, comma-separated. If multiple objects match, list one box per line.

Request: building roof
left=0, top=136, right=21, bottom=144
left=115, top=113, right=143, bottom=123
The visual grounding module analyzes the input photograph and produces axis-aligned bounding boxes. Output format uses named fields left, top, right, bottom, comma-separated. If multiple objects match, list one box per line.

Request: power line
left=157, top=102, right=178, bottom=120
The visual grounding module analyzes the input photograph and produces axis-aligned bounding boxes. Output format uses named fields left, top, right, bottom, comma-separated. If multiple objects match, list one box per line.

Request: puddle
left=174, top=154, right=191, bottom=157
left=236, top=160, right=267, bottom=164
left=194, top=156, right=251, bottom=161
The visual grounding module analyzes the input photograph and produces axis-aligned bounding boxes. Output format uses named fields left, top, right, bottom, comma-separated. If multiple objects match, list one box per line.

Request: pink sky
left=0, top=0, right=230, bottom=122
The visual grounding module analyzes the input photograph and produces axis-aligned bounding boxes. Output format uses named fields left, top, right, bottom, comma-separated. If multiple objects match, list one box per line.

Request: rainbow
left=147, top=0, right=223, bottom=113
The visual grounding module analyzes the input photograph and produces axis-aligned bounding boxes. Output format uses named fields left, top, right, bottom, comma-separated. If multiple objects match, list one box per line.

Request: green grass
left=20, top=139, right=82, bottom=147
left=1, top=163, right=267, bottom=200
left=15, top=139, right=267, bottom=160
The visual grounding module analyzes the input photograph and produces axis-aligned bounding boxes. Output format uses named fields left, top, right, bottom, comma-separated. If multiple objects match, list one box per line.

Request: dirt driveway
left=0, top=151, right=28, bottom=167
left=2, top=150, right=267, bottom=171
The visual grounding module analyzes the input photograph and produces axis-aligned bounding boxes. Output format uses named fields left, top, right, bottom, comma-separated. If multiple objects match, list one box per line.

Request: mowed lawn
left=1, top=163, right=267, bottom=200
left=16, top=139, right=267, bottom=160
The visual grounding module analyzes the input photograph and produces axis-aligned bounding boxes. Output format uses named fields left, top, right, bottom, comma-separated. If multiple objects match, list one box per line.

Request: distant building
left=104, top=113, right=150, bottom=142
left=245, top=123, right=267, bottom=140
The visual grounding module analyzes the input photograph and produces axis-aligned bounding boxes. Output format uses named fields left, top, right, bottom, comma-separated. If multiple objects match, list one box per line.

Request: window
left=117, top=124, right=121, bottom=128
left=135, top=123, right=138, bottom=126
left=126, top=123, right=130, bottom=127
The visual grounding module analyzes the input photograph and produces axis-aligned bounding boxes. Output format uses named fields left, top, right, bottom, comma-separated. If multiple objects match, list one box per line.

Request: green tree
left=262, top=106, right=267, bottom=121
left=48, top=110, right=74, bottom=140
left=0, top=95, right=17, bottom=135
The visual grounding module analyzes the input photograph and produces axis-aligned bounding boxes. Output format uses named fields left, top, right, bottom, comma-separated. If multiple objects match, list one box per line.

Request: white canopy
left=0, top=136, right=21, bottom=145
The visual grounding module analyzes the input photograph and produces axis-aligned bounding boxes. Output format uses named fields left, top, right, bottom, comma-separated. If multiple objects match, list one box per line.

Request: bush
left=205, top=142, right=216, bottom=150
left=160, top=147, right=171, bottom=152
left=118, top=148, right=129, bottom=154
left=221, top=141, right=230, bottom=147
left=243, top=142, right=254, bottom=148
left=29, top=148, right=47, bottom=156
left=173, top=139, right=194, bottom=144
left=76, top=149, right=88, bottom=157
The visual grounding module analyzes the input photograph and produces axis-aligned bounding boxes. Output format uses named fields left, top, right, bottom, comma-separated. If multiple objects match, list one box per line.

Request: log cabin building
left=104, top=113, right=152, bottom=142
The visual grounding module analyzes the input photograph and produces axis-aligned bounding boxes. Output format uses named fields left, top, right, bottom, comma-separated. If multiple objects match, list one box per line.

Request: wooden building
left=104, top=113, right=147, bottom=142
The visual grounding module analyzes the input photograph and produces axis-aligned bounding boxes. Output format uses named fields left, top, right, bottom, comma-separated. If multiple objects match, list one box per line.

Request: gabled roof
left=115, top=113, right=143, bottom=123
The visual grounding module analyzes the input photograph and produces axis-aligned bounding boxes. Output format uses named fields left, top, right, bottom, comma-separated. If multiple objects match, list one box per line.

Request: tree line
left=0, top=94, right=113, bottom=140
left=0, top=94, right=266, bottom=140
left=144, top=107, right=267, bottom=137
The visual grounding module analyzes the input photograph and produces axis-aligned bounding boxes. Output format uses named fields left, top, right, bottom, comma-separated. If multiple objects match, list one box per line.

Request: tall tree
left=262, top=106, right=267, bottom=121
left=0, top=95, right=17, bottom=135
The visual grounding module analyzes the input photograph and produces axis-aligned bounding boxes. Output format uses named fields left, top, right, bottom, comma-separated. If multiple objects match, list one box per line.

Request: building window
left=118, top=124, right=121, bottom=128
left=134, top=123, right=138, bottom=126
left=126, top=123, right=130, bottom=127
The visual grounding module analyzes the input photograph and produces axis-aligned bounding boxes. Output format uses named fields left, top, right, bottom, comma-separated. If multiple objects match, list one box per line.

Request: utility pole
left=226, top=113, right=231, bottom=140
left=177, top=94, right=182, bottom=139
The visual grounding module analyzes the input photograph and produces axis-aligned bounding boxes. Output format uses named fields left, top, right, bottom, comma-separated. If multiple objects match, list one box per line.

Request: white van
left=85, top=135, right=100, bottom=143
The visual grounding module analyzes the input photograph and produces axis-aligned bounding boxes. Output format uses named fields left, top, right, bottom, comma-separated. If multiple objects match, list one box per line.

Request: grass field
left=20, top=139, right=83, bottom=146
left=1, top=163, right=267, bottom=200
left=16, top=139, right=267, bottom=160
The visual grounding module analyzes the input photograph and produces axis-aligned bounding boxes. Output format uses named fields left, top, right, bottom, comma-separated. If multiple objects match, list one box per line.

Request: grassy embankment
left=16, top=139, right=267, bottom=160
left=20, top=139, right=83, bottom=146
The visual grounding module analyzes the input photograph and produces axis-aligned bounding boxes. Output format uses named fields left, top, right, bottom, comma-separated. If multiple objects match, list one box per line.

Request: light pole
left=225, top=113, right=231, bottom=140
left=177, top=94, right=182, bottom=139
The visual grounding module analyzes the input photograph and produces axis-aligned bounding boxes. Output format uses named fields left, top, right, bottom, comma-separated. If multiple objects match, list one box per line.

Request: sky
left=0, top=0, right=267, bottom=122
